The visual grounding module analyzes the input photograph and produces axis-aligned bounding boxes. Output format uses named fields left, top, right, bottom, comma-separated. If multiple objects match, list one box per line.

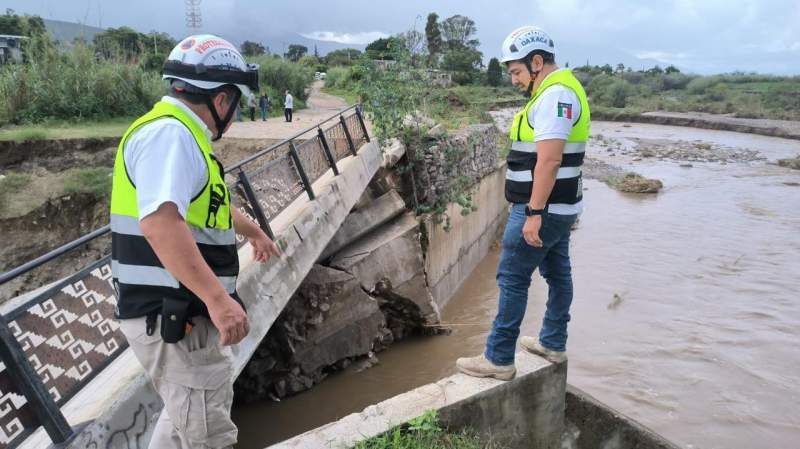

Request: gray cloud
left=300, top=31, right=389, bottom=45
left=4, top=0, right=799, bottom=74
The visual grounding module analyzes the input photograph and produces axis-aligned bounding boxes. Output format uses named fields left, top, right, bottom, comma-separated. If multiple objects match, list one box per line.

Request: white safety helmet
left=500, top=26, right=555, bottom=64
left=162, top=34, right=259, bottom=99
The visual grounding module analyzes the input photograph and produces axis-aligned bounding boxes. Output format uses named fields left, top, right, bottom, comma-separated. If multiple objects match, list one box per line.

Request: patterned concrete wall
left=0, top=258, right=125, bottom=449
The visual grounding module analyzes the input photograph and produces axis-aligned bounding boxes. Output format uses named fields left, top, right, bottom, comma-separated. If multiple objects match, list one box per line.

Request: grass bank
left=0, top=117, right=132, bottom=141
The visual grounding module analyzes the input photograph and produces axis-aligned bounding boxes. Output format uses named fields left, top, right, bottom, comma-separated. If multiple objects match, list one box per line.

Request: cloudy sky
left=6, top=0, right=800, bottom=74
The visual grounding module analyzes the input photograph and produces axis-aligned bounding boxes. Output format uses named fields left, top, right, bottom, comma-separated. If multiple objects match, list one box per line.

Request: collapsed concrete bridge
left=0, top=107, right=510, bottom=449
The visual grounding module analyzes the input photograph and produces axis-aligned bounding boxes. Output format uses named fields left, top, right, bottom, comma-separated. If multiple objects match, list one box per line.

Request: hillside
left=43, top=18, right=104, bottom=44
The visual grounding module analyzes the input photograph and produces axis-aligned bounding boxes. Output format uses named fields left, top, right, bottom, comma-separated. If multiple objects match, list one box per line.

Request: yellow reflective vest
left=110, top=100, right=240, bottom=319
left=505, top=69, right=591, bottom=205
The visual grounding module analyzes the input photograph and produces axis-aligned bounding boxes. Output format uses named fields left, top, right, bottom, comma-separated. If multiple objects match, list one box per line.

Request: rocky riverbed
left=591, top=132, right=766, bottom=164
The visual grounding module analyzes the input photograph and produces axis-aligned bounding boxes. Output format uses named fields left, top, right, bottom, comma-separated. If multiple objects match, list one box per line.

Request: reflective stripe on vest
left=504, top=69, right=591, bottom=205
left=110, top=100, right=239, bottom=319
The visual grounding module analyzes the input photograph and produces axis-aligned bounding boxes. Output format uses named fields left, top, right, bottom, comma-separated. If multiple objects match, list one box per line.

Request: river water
left=234, top=121, right=800, bottom=449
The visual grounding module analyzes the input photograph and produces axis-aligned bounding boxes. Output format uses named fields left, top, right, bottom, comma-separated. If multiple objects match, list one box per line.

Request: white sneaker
left=520, top=337, right=567, bottom=363
left=456, top=354, right=516, bottom=381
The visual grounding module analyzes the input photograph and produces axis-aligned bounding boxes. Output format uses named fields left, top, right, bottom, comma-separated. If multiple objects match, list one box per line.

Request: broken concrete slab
left=236, top=264, right=390, bottom=400
left=319, top=190, right=406, bottom=261
left=329, top=213, right=439, bottom=325
left=381, top=138, right=406, bottom=168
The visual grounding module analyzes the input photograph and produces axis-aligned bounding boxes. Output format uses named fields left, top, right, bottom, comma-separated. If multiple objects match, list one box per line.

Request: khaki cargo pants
left=120, top=316, right=237, bottom=449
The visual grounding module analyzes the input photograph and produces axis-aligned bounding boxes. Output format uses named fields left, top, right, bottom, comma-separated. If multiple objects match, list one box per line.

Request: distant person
left=456, top=26, right=591, bottom=380
left=248, top=94, right=256, bottom=121
left=259, top=93, right=269, bottom=121
left=284, top=89, right=293, bottom=122
left=111, top=34, right=280, bottom=449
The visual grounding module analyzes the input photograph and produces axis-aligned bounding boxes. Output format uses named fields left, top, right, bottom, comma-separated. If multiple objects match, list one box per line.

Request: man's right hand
left=207, top=295, right=249, bottom=345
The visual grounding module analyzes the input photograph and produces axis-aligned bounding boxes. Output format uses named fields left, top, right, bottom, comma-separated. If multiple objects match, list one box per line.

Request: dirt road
left=225, top=81, right=349, bottom=140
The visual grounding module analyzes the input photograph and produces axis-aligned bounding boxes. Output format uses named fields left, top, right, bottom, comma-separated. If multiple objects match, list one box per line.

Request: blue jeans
left=485, top=204, right=578, bottom=366
left=261, top=106, right=268, bottom=120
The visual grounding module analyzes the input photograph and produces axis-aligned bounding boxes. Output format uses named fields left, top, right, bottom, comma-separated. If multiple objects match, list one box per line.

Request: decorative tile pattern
left=0, top=258, right=126, bottom=448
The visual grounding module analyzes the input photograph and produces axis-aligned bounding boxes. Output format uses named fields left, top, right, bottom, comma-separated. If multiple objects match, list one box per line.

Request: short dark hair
left=529, top=50, right=555, bottom=65
left=168, top=81, right=239, bottom=106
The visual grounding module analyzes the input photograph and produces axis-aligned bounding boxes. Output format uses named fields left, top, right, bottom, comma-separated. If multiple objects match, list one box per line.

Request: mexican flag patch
left=557, top=102, right=573, bottom=119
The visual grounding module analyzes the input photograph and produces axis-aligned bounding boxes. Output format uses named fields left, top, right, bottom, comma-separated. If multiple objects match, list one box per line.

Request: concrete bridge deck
left=10, top=139, right=381, bottom=449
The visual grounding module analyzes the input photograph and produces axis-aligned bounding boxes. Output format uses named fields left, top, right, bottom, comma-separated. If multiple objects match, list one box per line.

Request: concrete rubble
left=236, top=211, right=441, bottom=401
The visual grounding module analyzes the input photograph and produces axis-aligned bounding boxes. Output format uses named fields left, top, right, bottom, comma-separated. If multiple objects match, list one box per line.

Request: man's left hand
left=523, top=215, right=543, bottom=247
left=249, top=231, right=281, bottom=262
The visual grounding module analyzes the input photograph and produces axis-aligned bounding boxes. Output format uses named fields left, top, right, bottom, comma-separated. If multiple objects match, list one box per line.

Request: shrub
left=686, top=76, right=721, bottom=95
left=325, top=66, right=354, bottom=90
left=0, top=40, right=163, bottom=125
left=764, top=83, right=800, bottom=113
left=250, top=55, right=314, bottom=102
left=662, top=73, right=693, bottom=90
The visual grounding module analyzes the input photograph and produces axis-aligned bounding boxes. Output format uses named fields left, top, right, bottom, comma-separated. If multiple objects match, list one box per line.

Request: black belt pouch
left=161, top=296, right=190, bottom=343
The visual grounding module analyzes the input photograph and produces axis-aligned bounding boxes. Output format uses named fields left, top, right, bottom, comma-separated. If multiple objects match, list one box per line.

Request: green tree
left=400, top=30, right=425, bottom=67
left=0, top=12, right=47, bottom=38
left=298, top=55, right=320, bottom=67
left=487, top=57, right=502, bottom=86
left=425, top=12, right=442, bottom=66
left=440, top=15, right=480, bottom=50
left=442, top=46, right=482, bottom=85
left=24, top=15, right=45, bottom=37
left=365, top=36, right=403, bottom=60
left=241, top=40, right=266, bottom=57
left=93, top=27, right=143, bottom=60
left=325, top=48, right=362, bottom=66
left=0, top=9, right=24, bottom=35
left=140, top=32, right=176, bottom=71
left=437, top=14, right=482, bottom=85
left=665, top=65, right=681, bottom=74
left=285, top=44, right=308, bottom=62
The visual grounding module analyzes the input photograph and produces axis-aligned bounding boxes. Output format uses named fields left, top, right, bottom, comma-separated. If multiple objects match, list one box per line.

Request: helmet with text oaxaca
left=500, top=26, right=555, bottom=63
left=162, top=34, right=259, bottom=98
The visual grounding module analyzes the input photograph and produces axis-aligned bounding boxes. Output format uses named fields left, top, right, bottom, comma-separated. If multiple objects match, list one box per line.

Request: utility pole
left=185, top=0, right=203, bottom=32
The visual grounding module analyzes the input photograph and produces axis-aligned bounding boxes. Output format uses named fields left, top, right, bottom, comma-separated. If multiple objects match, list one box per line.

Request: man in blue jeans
left=457, top=26, right=590, bottom=380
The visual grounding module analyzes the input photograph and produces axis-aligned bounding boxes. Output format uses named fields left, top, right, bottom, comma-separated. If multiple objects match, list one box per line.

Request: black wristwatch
left=525, top=205, right=545, bottom=216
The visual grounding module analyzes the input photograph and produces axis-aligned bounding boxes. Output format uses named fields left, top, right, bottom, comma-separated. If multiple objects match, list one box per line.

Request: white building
left=0, top=35, right=27, bottom=64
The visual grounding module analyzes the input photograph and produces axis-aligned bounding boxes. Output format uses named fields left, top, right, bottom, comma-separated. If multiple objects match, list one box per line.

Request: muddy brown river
left=234, top=122, right=800, bottom=449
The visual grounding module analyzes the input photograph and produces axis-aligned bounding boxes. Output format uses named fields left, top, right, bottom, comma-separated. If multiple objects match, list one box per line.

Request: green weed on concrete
left=351, top=410, right=506, bottom=449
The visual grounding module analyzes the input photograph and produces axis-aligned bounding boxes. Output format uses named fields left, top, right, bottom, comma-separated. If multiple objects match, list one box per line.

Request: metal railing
left=0, top=105, right=370, bottom=449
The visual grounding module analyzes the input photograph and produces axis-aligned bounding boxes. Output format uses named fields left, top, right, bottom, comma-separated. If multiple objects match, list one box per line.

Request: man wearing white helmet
left=457, top=26, right=590, bottom=380
left=110, top=34, right=280, bottom=448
